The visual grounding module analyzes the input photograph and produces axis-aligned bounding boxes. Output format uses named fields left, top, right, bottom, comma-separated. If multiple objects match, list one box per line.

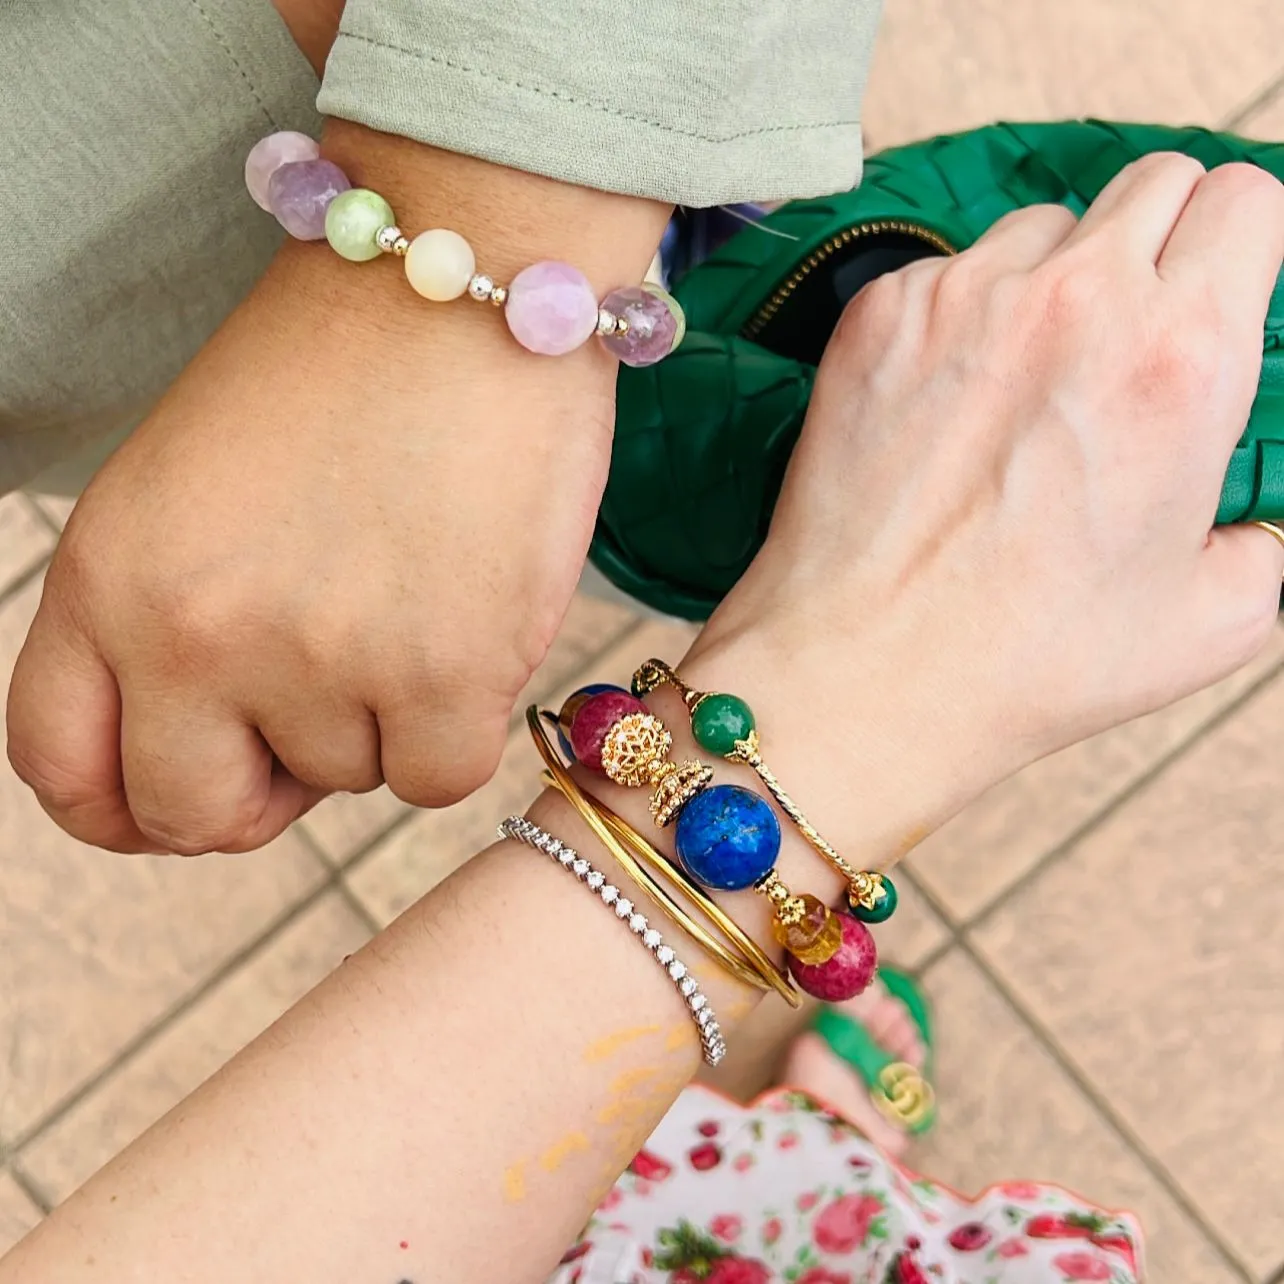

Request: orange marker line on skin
left=538, top=1130, right=590, bottom=1172
left=584, top=1024, right=663, bottom=1062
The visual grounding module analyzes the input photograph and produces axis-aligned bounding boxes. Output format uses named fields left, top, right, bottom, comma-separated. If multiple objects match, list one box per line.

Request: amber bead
left=771, top=894, right=843, bottom=966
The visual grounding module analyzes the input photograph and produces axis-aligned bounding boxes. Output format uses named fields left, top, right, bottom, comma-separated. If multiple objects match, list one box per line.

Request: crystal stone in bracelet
left=267, top=159, right=352, bottom=241
left=499, top=815, right=725, bottom=1066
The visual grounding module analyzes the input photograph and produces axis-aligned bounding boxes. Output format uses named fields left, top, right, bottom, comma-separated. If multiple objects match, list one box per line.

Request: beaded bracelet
left=552, top=685, right=878, bottom=1004
left=245, top=132, right=685, bottom=366
left=529, top=707, right=798, bottom=1008
left=631, top=659, right=897, bottom=925
left=499, top=815, right=726, bottom=1065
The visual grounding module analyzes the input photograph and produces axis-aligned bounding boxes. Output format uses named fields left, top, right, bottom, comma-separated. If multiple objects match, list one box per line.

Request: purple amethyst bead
left=598, top=284, right=686, bottom=367
left=267, top=159, right=352, bottom=240
left=504, top=261, right=599, bottom=356
left=245, top=131, right=319, bottom=210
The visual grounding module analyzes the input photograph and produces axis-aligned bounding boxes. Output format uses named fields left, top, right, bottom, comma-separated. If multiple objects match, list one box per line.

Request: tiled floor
left=5, top=3, right=1284, bottom=1280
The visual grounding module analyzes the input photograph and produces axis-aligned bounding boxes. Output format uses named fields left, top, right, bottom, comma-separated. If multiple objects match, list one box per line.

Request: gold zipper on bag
left=742, top=220, right=956, bottom=339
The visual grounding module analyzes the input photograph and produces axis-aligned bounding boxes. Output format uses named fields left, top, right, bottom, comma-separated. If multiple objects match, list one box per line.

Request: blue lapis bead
left=674, top=784, right=781, bottom=891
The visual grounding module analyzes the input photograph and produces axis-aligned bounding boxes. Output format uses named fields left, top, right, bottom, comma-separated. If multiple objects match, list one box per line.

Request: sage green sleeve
left=316, top=0, right=883, bottom=206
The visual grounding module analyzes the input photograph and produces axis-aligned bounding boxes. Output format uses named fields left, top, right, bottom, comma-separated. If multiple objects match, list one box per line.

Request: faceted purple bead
left=245, top=131, right=319, bottom=210
left=267, top=159, right=352, bottom=240
left=599, top=284, right=686, bottom=367
left=504, top=261, right=599, bottom=356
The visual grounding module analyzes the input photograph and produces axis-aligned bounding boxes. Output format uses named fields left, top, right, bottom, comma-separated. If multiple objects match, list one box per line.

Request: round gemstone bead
left=556, top=683, right=628, bottom=760
left=788, top=913, right=878, bottom=1002
left=771, top=894, right=844, bottom=966
left=852, top=873, right=899, bottom=924
left=325, top=189, right=397, bottom=262
left=504, top=261, right=599, bottom=355
left=691, top=692, right=756, bottom=758
left=597, top=284, right=686, bottom=366
left=568, top=690, right=647, bottom=772
left=267, top=159, right=351, bottom=240
left=245, top=131, right=319, bottom=210
left=674, top=784, right=780, bottom=891
left=404, top=228, right=477, bottom=301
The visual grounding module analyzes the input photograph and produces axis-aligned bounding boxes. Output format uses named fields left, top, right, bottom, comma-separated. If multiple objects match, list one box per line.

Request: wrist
left=678, top=624, right=1017, bottom=874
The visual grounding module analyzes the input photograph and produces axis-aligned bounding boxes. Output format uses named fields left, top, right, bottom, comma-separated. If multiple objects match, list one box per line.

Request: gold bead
left=392, top=235, right=410, bottom=256
left=649, top=760, right=714, bottom=827
left=599, top=712, right=672, bottom=788
left=849, top=871, right=884, bottom=913
left=489, top=285, right=508, bottom=306
left=771, top=894, right=843, bottom=966
left=757, top=870, right=791, bottom=905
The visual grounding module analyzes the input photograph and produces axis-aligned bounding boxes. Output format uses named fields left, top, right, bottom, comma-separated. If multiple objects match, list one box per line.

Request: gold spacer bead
left=599, top=711, right=673, bottom=789
left=776, top=895, right=808, bottom=926
left=648, top=760, right=714, bottom=827
left=758, top=870, right=791, bottom=905
left=489, top=285, right=508, bottom=306
left=392, top=236, right=410, bottom=257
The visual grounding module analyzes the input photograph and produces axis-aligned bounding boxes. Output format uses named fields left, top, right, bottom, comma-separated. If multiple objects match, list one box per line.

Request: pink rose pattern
left=545, top=1085, right=1142, bottom=1284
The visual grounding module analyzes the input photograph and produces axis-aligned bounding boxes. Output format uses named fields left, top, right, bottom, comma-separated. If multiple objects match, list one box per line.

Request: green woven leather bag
left=592, top=120, right=1284, bottom=620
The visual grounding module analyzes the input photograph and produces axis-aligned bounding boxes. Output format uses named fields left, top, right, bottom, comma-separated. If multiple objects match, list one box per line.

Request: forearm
left=0, top=638, right=999, bottom=1284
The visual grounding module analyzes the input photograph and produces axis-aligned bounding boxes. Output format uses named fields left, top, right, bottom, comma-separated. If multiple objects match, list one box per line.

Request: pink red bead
left=245, top=131, right=319, bottom=211
left=787, top=913, right=877, bottom=1001
left=267, top=159, right=351, bottom=240
left=504, top=260, right=599, bottom=356
left=569, top=690, right=647, bottom=772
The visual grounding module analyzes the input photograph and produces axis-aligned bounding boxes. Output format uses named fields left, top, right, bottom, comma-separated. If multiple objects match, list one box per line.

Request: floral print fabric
left=548, top=1086, right=1143, bottom=1284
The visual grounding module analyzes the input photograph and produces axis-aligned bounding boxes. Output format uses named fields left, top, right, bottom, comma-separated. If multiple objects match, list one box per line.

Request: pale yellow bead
left=404, top=229, right=477, bottom=301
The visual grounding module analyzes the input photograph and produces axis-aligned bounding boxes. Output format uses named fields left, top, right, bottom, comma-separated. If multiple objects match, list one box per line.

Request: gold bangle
left=633, top=658, right=893, bottom=920
left=526, top=707, right=800, bottom=1007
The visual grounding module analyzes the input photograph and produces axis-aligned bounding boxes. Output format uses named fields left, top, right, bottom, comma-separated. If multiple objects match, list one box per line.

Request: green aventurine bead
left=853, top=874, right=899, bottom=924
left=691, top=692, right=756, bottom=757
left=325, top=188, right=396, bottom=262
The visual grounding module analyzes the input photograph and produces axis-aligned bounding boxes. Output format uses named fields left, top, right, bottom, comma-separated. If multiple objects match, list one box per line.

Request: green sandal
left=810, top=967, right=936, bottom=1137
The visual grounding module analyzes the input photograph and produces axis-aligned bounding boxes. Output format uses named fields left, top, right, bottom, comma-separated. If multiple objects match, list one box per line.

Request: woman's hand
left=5, top=125, right=669, bottom=855
left=685, top=154, right=1284, bottom=855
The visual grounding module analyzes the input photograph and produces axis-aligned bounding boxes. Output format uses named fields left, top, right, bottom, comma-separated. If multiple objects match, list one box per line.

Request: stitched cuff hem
left=317, top=31, right=864, bottom=207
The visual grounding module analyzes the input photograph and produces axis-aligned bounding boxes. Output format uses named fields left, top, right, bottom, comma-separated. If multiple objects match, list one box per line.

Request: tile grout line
left=5, top=878, right=339, bottom=1159
left=0, top=556, right=50, bottom=613
left=959, top=653, right=1284, bottom=936
left=954, top=935, right=1256, bottom=1283
left=19, top=494, right=64, bottom=542
left=4, top=1160, right=51, bottom=1217
left=1220, top=71, right=1284, bottom=130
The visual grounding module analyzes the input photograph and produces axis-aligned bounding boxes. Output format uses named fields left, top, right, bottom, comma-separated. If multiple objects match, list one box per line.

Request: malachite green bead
left=691, top=692, right=756, bottom=757
left=852, top=874, right=898, bottom=924
left=324, top=188, right=396, bottom=262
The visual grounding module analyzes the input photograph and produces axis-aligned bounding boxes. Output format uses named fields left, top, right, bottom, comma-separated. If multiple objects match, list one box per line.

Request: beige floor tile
left=972, top=666, right=1284, bottom=1277
left=0, top=1172, right=42, bottom=1257
left=0, top=495, right=53, bottom=596
left=861, top=0, right=1284, bottom=153
left=346, top=616, right=697, bottom=926
left=0, top=579, right=327, bottom=1144
left=17, top=894, right=370, bottom=1205
left=908, top=626, right=1284, bottom=921
left=299, top=591, right=640, bottom=864
left=1233, top=83, right=1284, bottom=138
left=915, top=949, right=1244, bottom=1283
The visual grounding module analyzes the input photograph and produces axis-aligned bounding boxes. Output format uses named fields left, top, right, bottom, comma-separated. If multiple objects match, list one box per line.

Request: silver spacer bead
left=375, top=225, right=404, bottom=254
left=597, top=308, right=619, bottom=336
left=468, top=273, right=495, bottom=301
left=489, top=285, right=509, bottom=307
